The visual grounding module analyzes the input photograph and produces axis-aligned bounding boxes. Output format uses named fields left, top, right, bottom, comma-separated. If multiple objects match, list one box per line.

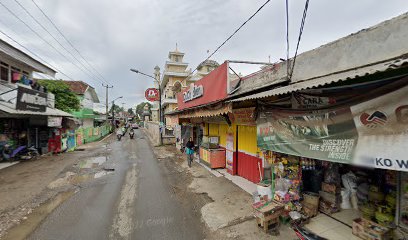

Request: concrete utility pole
left=102, top=84, right=113, bottom=122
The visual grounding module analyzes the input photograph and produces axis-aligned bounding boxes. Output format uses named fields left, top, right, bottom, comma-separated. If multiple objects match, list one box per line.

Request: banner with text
left=257, top=85, right=408, bottom=171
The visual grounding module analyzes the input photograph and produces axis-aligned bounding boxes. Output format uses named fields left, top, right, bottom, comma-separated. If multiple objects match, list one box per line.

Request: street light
left=130, top=68, right=163, bottom=145
left=111, top=96, right=123, bottom=128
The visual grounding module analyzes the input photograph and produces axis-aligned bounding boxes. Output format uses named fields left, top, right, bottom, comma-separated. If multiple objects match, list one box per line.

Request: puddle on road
left=79, top=156, right=108, bottom=169
left=94, top=170, right=113, bottom=179
left=2, top=191, right=75, bottom=240
left=69, top=174, right=93, bottom=185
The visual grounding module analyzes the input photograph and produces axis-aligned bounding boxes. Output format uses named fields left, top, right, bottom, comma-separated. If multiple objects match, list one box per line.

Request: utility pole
left=102, top=84, right=113, bottom=123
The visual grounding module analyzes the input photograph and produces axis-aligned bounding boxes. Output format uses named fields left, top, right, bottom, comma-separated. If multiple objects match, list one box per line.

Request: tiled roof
left=64, top=81, right=89, bottom=95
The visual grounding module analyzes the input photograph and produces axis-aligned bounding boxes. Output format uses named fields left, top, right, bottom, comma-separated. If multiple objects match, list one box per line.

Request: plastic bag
left=342, top=171, right=358, bottom=192
left=275, top=178, right=290, bottom=193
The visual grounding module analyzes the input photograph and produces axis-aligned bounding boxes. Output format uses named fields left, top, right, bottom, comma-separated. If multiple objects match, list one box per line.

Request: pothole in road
left=1, top=190, right=75, bottom=240
left=79, top=156, right=108, bottom=169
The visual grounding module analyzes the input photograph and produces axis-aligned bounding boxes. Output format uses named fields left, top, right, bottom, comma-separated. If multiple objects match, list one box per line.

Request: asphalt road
left=28, top=129, right=205, bottom=240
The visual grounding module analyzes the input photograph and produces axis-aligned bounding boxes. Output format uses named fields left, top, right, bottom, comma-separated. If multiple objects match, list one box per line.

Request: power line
left=12, top=0, right=107, bottom=85
left=187, top=0, right=271, bottom=78
left=0, top=26, right=74, bottom=80
left=0, top=0, right=105, bottom=88
left=30, top=0, right=111, bottom=85
left=288, top=0, right=310, bottom=80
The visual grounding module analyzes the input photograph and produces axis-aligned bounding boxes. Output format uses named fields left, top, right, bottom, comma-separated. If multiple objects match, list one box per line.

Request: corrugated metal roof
left=230, top=56, right=408, bottom=102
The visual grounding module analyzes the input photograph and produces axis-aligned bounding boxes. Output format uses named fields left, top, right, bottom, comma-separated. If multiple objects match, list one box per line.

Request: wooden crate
left=352, top=218, right=391, bottom=240
left=252, top=201, right=284, bottom=233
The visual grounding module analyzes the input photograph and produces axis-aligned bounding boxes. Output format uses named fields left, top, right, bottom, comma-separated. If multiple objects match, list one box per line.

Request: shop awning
left=0, top=101, right=72, bottom=117
left=178, top=103, right=232, bottom=119
left=230, top=55, right=408, bottom=102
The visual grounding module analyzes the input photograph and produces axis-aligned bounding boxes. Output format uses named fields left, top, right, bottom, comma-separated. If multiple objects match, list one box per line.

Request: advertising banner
left=226, top=133, right=234, bottom=173
left=351, top=85, right=408, bottom=171
left=257, top=85, right=408, bottom=171
left=257, top=107, right=358, bottom=164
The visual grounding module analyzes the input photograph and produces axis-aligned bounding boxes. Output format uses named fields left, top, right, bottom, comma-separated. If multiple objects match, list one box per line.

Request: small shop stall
left=199, top=135, right=225, bottom=169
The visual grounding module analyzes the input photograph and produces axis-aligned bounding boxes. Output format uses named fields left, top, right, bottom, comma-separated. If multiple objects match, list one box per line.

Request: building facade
left=64, top=81, right=100, bottom=128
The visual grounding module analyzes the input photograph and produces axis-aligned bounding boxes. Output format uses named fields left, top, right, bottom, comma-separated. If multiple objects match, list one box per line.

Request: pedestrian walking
left=185, top=137, right=195, bottom=167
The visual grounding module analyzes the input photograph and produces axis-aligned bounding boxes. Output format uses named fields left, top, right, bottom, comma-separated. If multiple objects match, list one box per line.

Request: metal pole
left=159, top=85, right=163, bottom=145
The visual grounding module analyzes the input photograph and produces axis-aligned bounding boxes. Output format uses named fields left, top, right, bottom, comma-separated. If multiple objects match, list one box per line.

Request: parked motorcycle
left=2, top=145, right=39, bottom=161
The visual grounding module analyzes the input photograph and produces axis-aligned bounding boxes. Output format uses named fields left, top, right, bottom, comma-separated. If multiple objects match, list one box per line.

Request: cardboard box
left=352, top=218, right=391, bottom=240
left=321, top=182, right=340, bottom=194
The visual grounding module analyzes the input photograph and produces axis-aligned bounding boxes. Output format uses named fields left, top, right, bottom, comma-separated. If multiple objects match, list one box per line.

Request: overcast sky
left=0, top=0, right=407, bottom=111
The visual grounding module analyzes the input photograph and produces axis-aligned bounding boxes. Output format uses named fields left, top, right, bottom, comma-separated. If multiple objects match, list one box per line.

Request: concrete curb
left=97, top=132, right=113, bottom=143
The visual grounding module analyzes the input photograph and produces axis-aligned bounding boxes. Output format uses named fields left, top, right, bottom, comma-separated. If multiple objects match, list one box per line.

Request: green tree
left=127, top=108, right=134, bottom=115
left=110, top=104, right=122, bottom=113
left=136, top=102, right=152, bottom=117
left=37, top=80, right=80, bottom=112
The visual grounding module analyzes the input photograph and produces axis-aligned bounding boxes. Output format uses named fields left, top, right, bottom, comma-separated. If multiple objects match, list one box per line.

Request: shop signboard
left=257, top=84, right=408, bottom=171
left=226, top=133, right=234, bottom=173
left=183, top=83, right=203, bottom=102
left=16, top=86, right=47, bottom=112
left=292, top=93, right=336, bottom=109
left=145, top=88, right=160, bottom=102
left=230, top=107, right=256, bottom=125
left=47, top=116, right=62, bottom=127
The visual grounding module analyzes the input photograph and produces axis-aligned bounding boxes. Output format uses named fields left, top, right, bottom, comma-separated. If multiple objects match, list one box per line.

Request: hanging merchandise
left=273, top=154, right=301, bottom=202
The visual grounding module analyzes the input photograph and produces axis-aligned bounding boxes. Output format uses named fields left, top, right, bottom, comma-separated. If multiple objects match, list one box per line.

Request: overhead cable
left=288, top=0, right=310, bottom=80
left=0, top=27, right=73, bottom=80
left=188, top=0, right=271, bottom=78
left=12, top=0, right=107, bottom=85
left=30, top=0, right=111, bottom=85
left=0, top=0, right=105, bottom=87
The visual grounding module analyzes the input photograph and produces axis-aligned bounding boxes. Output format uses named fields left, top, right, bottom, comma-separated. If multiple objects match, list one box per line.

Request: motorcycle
left=2, top=145, right=39, bottom=161
left=117, top=134, right=122, bottom=141
left=129, top=131, right=135, bottom=139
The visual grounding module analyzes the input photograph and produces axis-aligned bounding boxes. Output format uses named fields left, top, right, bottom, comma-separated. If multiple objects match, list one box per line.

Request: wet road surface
left=28, top=129, right=205, bottom=240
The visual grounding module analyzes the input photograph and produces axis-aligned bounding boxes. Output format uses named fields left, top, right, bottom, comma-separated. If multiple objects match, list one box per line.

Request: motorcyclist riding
left=129, top=128, right=135, bottom=139
left=116, top=127, right=123, bottom=141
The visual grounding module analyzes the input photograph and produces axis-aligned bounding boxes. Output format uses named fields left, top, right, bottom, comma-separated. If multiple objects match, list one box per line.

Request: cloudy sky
left=0, top=0, right=407, bottom=111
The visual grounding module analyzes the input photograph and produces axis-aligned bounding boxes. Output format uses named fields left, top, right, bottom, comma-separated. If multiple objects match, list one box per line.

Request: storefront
left=0, top=85, right=72, bottom=156
left=254, top=77, right=408, bottom=236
